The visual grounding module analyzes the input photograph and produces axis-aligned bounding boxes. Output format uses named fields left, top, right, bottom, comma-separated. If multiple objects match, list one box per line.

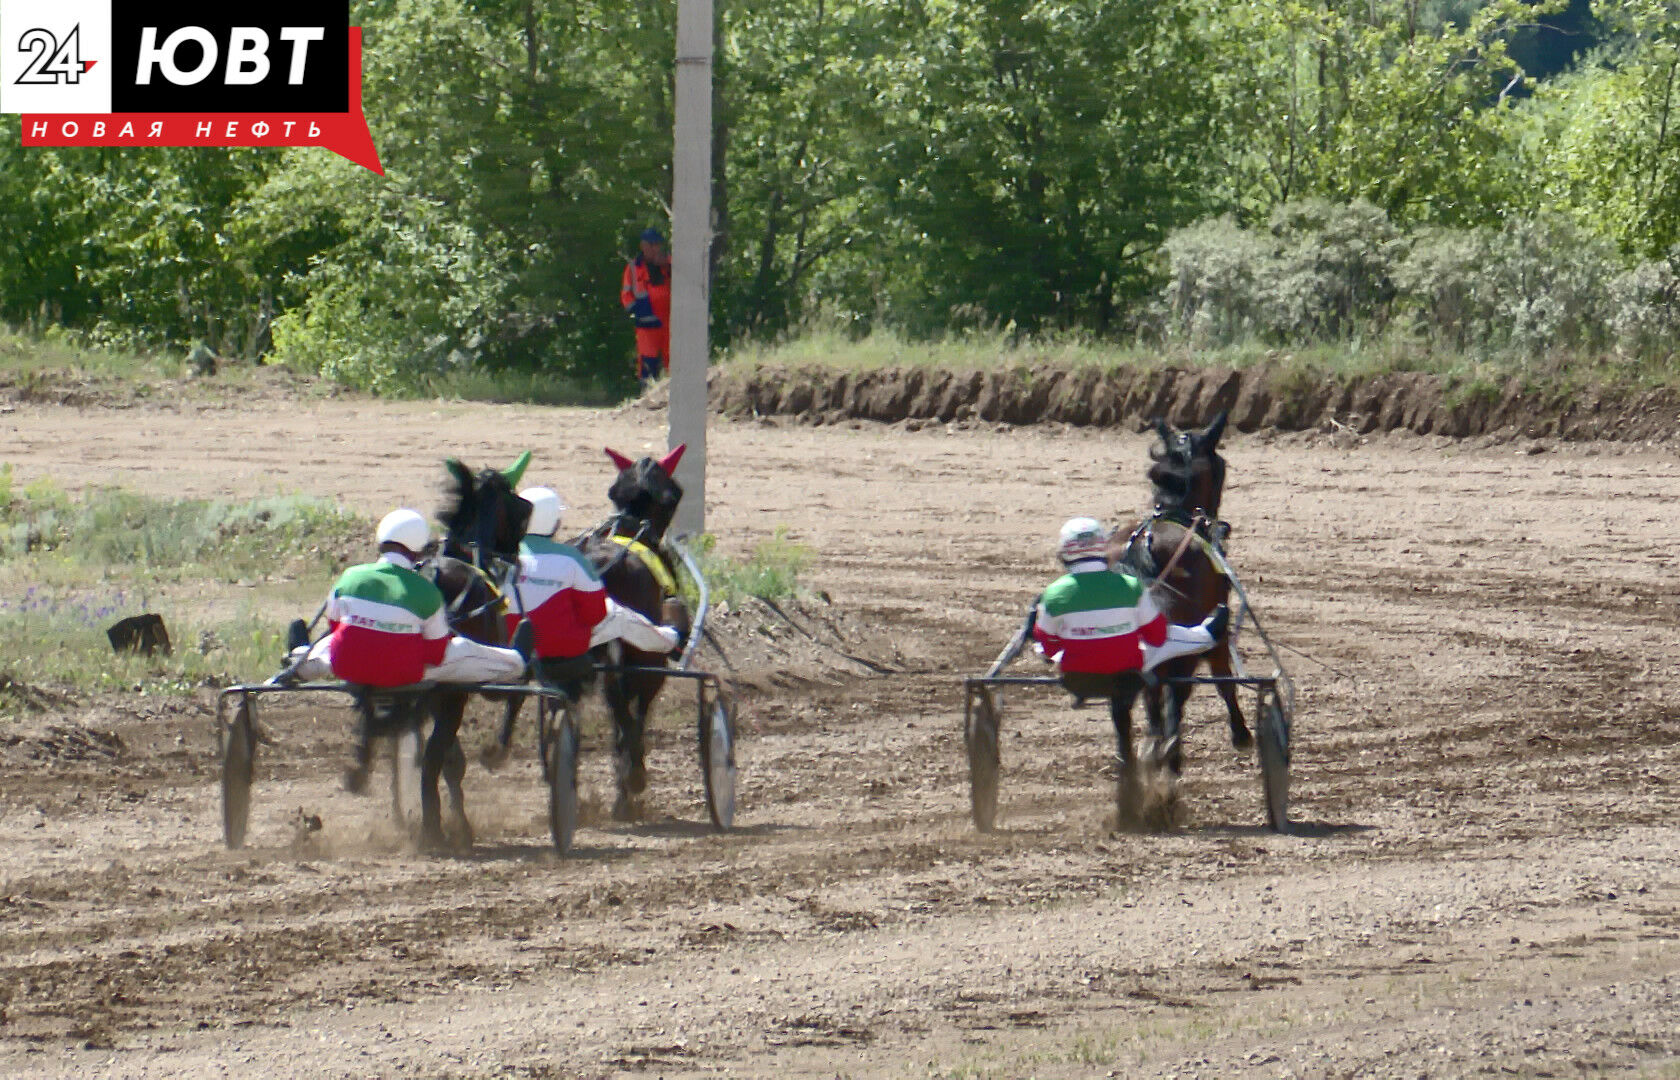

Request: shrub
left=1609, top=248, right=1680, bottom=362
left=1161, top=200, right=1399, bottom=345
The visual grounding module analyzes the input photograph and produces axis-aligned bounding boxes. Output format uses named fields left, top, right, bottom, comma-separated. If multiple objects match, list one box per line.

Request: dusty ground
left=2, top=394, right=1680, bottom=1079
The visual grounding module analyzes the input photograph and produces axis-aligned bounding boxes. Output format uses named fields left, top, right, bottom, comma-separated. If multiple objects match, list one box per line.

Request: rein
left=1153, top=511, right=1209, bottom=586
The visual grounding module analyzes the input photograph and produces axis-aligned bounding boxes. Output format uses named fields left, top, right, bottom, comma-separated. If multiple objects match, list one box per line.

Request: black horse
left=487, top=445, right=687, bottom=822
left=413, top=454, right=533, bottom=850
left=1106, top=412, right=1247, bottom=804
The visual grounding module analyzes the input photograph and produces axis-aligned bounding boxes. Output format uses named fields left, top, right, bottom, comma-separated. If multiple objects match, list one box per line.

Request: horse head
left=1146, top=412, right=1227, bottom=521
left=604, top=444, right=685, bottom=542
left=437, top=452, right=534, bottom=570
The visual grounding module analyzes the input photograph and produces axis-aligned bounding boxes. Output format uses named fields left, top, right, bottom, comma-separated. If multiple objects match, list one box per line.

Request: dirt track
left=2, top=395, right=1680, bottom=1078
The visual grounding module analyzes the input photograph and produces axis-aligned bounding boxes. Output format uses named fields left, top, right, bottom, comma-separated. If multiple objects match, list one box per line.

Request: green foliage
left=689, top=529, right=813, bottom=606
left=1199, top=0, right=1562, bottom=224
left=849, top=0, right=1222, bottom=334
left=1609, top=248, right=1680, bottom=362
left=1522, top=1, right=1680, bottom=256
left=1163, top=200, right=1400, bottom=345
left=0, top=0, right=1672, bottom=373
left=1162, top=200, right=1646, bottom=360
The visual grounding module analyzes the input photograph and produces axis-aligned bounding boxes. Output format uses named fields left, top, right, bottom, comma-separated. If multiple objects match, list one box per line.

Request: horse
left=410, top=454, right=533, bottom=850
left=485, top=444, right=687, bottom=822
left=1105, top=412, right=1247, bottom=820
left=587, top=445, right=688, bottom=819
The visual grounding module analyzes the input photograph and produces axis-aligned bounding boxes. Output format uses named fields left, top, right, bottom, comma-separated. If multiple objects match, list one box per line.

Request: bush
left=1609, top=249, right=1680, bottom=362
left=1166, top=203, right=1646, bottom=359
left=1161, top=200, right=1399, bottom=345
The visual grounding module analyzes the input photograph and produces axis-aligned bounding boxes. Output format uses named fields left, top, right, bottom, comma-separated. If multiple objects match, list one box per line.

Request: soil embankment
left=692, top=362, right=1680, bottom=440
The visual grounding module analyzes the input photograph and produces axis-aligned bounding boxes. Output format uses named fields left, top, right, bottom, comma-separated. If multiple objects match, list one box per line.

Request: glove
left=628, top=295, right=662, bottom=328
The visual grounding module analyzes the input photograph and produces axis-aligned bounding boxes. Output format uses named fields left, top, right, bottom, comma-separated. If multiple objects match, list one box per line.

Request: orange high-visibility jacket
left=621, top=256, right=672, bottom=365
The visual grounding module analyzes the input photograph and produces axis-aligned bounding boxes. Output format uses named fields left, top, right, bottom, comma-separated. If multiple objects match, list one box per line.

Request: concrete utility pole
left=668, top=0, right=713, bottom=537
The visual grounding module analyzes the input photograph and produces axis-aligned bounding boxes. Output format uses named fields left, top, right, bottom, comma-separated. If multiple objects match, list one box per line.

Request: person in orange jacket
left=621, top=227, right=672, bottom=387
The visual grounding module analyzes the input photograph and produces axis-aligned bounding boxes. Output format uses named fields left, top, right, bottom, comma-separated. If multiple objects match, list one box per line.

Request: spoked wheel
left=965, top=687, right=1000, bottom=833
left=221, top=696, right=256, bottom=849
left=699, top=691, right=737, bottom=831
left=544, top=702, right=581, bottom=854
left=1257, top=692, right=1291, bottom=833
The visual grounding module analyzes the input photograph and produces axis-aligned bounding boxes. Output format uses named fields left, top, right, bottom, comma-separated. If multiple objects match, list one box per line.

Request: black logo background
left=111, top=0, right=348, bottom=112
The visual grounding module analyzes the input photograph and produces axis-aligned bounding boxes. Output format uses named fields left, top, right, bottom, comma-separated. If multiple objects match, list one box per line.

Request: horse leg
left=1162, top=680, right=1190, bottom=777
left=343, top=697, right=374, bottom=795
left=419, top=694, right=467, bottom=852
left=606, top=673, right=640, bottom=821
left=1205, top=640, right=1252, bottom=749
left=443, top=736, right=472, bottom=849
left=1111, top=675, right=1144, bottom=830
left=482, top=696, right=522, bottom=771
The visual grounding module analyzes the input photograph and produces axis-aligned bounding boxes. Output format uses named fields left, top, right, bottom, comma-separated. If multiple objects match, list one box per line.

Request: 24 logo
left=13, top=26, right=96, bottom=85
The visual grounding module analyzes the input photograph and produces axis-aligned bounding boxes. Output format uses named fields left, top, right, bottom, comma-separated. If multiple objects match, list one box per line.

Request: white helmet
left=1057, top=516, right=1108, bottom=566
left=520, top=487, right=566, bottom=536
left=376, top=508, right=431, bottom=555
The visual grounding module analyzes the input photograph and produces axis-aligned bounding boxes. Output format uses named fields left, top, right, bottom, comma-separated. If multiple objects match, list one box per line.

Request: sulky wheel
left=544, top=703, right=581, bottom=854
left=699, top=692, right=737, bottom=831
left=1257, top=692, right=1291, bottom=833
left=221, top=697, right=256, bottom=849
left=965, top=687, right=1001, bottom=832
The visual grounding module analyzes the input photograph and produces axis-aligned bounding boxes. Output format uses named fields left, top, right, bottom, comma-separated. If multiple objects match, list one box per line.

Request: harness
left=574, top=512, right=680, bottom=599
left=609, top=535, right=678, bottom=596
left=427, top=558, right=509, bottom=627
left=1120, top=510, right=1230, bottom=594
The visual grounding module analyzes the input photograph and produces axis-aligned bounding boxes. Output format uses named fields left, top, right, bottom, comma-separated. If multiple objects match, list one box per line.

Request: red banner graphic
left=20, top=26, right=380, bottom=173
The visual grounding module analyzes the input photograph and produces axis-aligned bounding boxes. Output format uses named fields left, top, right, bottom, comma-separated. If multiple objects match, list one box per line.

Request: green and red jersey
left=1032, top=561, right=1170, bottom=674
left=503, top=536, right=609, bottom=659
left=323, top=554, right=450, bottom=686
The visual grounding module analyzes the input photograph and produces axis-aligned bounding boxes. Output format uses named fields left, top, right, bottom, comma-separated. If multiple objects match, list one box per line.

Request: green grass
left=2, top=324, right=635, bottom=407
left=688, top=528, right=814, bottom=607
left=719, top=322, right=1680, bottom=395
left=0, top=326, right=182, bottom=380
left=0, top=473, right=366, bottom=705
left=396, top=366, right=627, bottom=408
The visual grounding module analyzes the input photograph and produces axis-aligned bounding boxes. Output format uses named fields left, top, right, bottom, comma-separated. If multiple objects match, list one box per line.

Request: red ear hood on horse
left=605, top=447, right=636, bottom=472
left=657, top=444, right=686, bottom=474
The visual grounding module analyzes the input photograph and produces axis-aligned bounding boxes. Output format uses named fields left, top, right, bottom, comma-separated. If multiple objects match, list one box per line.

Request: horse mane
left=435, top=458, right=531, bottom=563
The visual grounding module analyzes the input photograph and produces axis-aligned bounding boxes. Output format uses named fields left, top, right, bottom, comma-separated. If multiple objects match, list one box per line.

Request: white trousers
left=589, top=598, right=679, bottom=654
left=292, top=636, right=525, bottom=685
left=1141, top=622, right=1218, bottom=672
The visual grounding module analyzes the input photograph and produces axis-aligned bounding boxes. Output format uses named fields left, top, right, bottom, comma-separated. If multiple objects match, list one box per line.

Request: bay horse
left=1108, top=412, right=1248, bottom=800
left=574, top=444, right=686, bottom=821
left=485, top=445, right=687, bottom=823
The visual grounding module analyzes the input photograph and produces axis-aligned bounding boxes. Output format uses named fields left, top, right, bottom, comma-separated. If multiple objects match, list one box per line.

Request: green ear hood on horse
left=442, top=450, right=530, bottom=489
left=501, top=451, right=532, bottom=487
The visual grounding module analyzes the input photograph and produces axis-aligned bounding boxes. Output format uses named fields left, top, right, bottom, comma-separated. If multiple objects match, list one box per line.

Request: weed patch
left=0, top=474, right=366, bottom=699
left=688, top=529, right=814, bottom=607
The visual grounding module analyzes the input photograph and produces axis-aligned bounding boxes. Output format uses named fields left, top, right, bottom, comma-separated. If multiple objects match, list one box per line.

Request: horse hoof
left=611, top=792, right=636, bottom=822
left=479, top=741, right=510, bottom=773
left=342, top=765, right=370, bottom=795
left=1230, top=723, right=1253, bottom=750
left=626, top=762, right=648, bottom=795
